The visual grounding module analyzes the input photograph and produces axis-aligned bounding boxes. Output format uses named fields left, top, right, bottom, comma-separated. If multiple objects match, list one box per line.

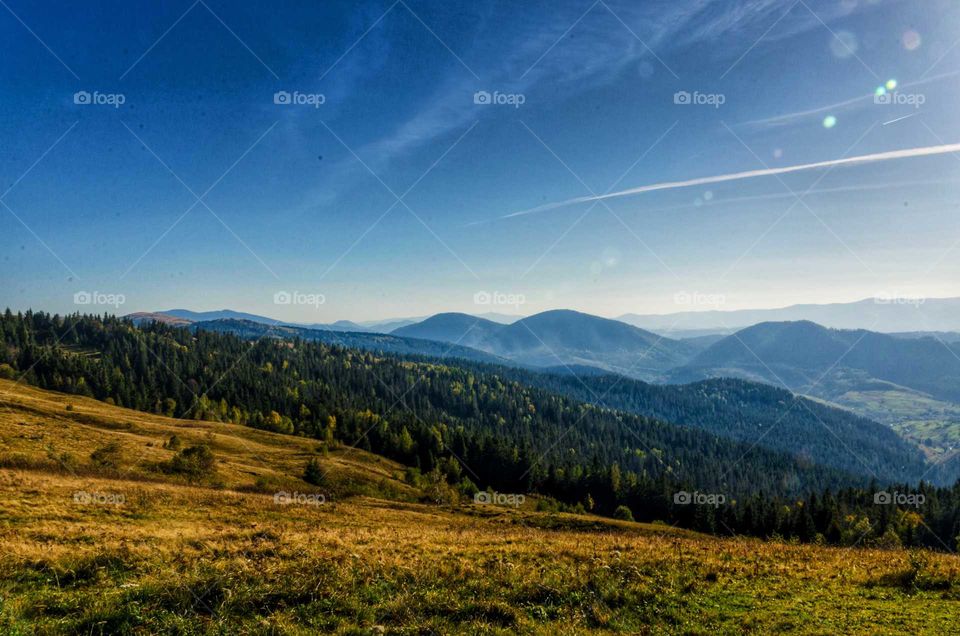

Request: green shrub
left=165, top=444, right=216, bottom=479
left=303, top=458, right=324, bottom=485
left=613, top=505, right=635, bottom=522
left=90, top=442, right=123, bottom=469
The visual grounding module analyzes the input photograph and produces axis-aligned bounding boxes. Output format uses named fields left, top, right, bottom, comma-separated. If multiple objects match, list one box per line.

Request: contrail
left=494, top=142, right=960, bottom=221
left=883, top=112, right=921, bottom=126
left=738, top=69, right=960, bottom=128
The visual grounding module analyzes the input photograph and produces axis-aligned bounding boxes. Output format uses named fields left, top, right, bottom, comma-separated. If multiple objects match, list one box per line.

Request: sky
left=2, top=0, right=959, bottom=322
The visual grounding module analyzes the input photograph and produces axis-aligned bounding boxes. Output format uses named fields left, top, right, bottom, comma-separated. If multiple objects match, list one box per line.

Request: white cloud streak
left=495, top=142, right=960, bottom=220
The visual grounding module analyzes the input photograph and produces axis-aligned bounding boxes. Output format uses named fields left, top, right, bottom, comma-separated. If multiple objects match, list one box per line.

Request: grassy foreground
left=2, top=380, right=960, bottom=634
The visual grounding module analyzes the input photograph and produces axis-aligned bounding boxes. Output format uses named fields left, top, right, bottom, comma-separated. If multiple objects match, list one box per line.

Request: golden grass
left=2, top=379, right=960, bottom=634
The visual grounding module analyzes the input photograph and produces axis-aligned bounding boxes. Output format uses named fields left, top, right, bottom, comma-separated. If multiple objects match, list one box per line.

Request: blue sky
left=2, top=0, right=959, bottom=322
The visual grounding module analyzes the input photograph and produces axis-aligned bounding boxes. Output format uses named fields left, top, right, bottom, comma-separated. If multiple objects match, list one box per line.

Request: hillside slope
left=436, top=363, right=936, bottom=485
left=2, top=380, right=960, bottom=634
left=0, top=378, right=416, bottom=500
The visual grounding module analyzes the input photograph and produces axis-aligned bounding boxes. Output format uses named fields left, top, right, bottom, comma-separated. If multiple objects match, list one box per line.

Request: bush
left=303, top=458, right=324, bottom=485
left=613, top=505, right=635, bottom=522
left=165, top=444, right=216, bottom=479
left=536, top=497, right=561, bottom=513
left=90, top=442, right=123, bottom=469
left=164, top=435, right=182, bottom=451
left=0, top=363, right=15, bottom=380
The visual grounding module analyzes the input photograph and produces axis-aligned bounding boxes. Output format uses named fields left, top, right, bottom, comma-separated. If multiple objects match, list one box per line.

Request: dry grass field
left=3, top=379, right=960, bottom=634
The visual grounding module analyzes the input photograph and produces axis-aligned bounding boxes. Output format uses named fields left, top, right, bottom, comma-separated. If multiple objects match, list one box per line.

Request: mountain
left=162, top=308, right=286, bottom=325
left=356, top=318, right=419, bottom=332
left=674, top=321, right=960, bottom=402
left=394, top=310, right=699, bottom=380
left=390, top=313, right=503, bottom=347
left=619, top=297, right=960, bottom=334
left=193, top=319, right=511, bottom=366
left=671, top=321, right=960, bottom=455
left=126, top=311, right=193, bottom=327
left=141, top=309, right=514, bottom=334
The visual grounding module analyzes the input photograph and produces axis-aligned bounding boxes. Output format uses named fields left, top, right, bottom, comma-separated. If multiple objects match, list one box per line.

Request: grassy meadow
left=2, top=379, right=960, bottom=634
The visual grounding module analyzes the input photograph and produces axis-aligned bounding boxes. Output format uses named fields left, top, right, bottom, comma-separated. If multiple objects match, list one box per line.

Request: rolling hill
left=4, top=381, right=959, bottom=633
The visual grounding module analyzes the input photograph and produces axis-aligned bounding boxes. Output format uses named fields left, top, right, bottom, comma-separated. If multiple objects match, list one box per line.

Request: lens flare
left=823, top=115, right=838, bottom=129
left=902, top=30, right=922, bottom=51
left=886, top=79, right=898, bottom=91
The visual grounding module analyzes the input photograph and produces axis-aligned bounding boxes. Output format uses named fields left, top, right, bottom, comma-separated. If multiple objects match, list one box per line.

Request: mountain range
left=129, top=308, right=522, bottom=333
left=618, top=297, right=960, bottom=335
left=128, top=304, right=960, bottom=456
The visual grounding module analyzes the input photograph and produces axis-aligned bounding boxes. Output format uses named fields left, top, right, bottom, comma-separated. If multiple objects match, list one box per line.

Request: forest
left=3, top=309, right=960, bottom=550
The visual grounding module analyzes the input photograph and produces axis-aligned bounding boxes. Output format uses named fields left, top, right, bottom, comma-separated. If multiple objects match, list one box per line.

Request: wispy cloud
left=316, top=0, right=875, bottom=194
left=491, top=142, right=960, bottom=221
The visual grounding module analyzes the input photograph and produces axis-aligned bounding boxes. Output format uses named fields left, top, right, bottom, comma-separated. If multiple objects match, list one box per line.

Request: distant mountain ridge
left=619, top=297, right=960, bottom=334
left=672, top=320, right=960, bottom=403
left=128, top=309, right=522, bottom=334
left=393, top=309, right=699, bottom=380
left=192, top=318, right=512, bottom=366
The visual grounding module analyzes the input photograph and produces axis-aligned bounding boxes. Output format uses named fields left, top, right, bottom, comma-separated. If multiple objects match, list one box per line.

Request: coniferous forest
left=3, top=309, right=960, bottom=550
